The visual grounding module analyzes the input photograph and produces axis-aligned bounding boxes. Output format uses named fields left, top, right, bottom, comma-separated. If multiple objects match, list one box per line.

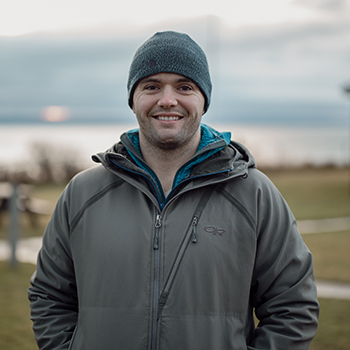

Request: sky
left=0, top=0, right=350, bottom=126
left=0, top=0, right=320, bottom=37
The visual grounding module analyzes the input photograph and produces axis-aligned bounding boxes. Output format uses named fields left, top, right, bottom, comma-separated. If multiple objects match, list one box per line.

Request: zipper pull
left=154, top=214, right=162, bottom=250
left=191, top=216, right=199, bottom=243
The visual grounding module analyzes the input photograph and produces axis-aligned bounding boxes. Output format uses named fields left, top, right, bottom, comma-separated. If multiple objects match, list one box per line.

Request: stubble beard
left=147, top=121, right=201, bottom=151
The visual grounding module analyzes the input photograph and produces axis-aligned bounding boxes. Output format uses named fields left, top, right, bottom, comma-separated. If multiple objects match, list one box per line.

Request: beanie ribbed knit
left=127, top=31, right=212, bottom=112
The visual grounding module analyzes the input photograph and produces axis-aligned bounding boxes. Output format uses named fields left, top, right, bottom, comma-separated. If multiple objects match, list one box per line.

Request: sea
left=0, top=123, right=349, bottom=171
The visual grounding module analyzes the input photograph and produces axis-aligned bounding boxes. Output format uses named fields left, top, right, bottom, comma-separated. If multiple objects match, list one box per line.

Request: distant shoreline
left=0, top=123, right=349, bottom=169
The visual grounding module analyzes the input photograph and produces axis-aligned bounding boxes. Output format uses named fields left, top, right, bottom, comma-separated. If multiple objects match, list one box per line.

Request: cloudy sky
left=0, top=0, right=323, bottom=36
left=1, top=0, right=350, bottom=126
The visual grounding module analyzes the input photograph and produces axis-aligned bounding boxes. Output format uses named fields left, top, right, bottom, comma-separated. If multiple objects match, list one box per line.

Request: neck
left=140, top=138, right=200, bottom=193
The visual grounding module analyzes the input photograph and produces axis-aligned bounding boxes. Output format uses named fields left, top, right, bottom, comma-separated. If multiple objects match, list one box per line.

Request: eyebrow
left=139, top=78, right=161, bottom=84
left=177, top=78, right=194, bottom=84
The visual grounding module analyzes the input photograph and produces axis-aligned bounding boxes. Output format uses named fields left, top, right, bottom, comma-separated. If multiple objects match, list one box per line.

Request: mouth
left=154, top=115, right=182, bottom=121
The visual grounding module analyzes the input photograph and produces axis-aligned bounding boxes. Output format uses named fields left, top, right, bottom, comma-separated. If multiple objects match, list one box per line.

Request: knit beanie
left=127, top=31, right=212, bottom=112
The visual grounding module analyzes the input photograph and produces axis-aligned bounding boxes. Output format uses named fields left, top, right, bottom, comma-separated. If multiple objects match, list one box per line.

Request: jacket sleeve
left=28, top=185, right=78, bottom=350
left=248, top=172, right=319, bottom=349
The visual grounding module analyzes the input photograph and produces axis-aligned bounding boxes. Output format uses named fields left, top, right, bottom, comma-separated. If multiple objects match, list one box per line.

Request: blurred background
left=0, top=0, right=350, bottom=349
left=0, top=0, right=350, bottom=175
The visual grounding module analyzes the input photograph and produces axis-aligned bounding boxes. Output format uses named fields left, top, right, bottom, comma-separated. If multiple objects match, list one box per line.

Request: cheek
left=185, top=94, right=205, bottom=114
left=187, top=101, right=205, bottom=116
left=133, top=96, right=154, bottom=116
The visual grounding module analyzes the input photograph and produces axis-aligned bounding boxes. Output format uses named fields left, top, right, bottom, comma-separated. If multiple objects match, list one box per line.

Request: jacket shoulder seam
left=70, top=180, right=124, bottom=234
left=216, top=185, right=256, bottom=231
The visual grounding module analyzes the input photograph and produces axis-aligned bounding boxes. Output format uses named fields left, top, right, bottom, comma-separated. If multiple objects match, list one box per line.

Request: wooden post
left=9, top=182, right=19, bottom=267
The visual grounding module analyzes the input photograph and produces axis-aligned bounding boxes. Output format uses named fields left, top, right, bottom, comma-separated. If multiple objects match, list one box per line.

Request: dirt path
left=316, top=280, right=350, bottom=300
left=298, top=217, right=350, bottom=234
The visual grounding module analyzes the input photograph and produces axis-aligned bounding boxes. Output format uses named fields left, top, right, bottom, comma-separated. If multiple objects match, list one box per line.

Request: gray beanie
left=127, top=31, right=212, bottom=112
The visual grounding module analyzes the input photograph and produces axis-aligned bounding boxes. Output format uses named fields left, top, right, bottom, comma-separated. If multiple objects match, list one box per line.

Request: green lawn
left=265, top=167, right=350, bottom=220
left=309, top=298, right=350, bottom=350
left=303, top=231, right=350, bottom=283
left=0, top=262, right=37, bottom=350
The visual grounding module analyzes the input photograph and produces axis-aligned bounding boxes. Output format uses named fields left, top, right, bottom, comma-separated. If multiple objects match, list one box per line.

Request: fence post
left=9, top=182, right=19, bottom=267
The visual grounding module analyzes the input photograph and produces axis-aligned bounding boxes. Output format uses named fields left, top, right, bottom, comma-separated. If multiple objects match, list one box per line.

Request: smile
left=155, top=116, right=182, bottom=121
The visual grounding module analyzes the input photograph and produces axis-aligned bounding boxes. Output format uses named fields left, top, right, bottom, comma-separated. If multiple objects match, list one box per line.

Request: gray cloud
left=1, top=15, right=349, bottom=126
left=293, top=0, right=348, bottom=12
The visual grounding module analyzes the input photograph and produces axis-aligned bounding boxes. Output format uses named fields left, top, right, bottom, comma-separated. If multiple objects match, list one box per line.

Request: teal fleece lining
left=124, top=124, right=231, bottom=202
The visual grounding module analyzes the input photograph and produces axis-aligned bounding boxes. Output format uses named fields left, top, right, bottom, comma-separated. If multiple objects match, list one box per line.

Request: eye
left=145, top=85, right=159, bottom=91
left=178, top=85, right=192, bottom=91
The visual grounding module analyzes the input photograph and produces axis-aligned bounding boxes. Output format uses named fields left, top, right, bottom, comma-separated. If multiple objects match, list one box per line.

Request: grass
left=264, top=167, right=350, bottom=220
left=303, top=231, right=350, bottom=283
left=0, top=167, right=350, bottom=349
left=0, top=262, right=37, bottom=350
left=309, top=298, right=350, bottom=350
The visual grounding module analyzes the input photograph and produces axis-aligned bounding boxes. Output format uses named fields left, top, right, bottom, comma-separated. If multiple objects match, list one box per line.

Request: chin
left=156, top=140, right=180, bottom=150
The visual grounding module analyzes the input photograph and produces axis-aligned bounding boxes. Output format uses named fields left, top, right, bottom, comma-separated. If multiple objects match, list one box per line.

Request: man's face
left=132, top=73, right=205, bottom=151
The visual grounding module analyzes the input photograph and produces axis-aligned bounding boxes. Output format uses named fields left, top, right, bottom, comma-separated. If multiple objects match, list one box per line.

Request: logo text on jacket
left=204, top=225, right=225, bottom=236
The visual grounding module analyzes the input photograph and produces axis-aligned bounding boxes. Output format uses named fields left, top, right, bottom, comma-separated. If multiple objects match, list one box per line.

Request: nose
left=157, top=86, right=178, bottom=108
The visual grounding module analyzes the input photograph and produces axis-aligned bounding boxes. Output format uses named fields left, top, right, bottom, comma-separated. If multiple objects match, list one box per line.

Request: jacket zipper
left=156, top=211, right=201, bottom=322
left=153, top=214, right=162, bottom=249
left=150, top=189, right=209, bottom=349
left=191, top=215, right=199, bottom=243
left=151, top=213, right=162, bottom=350
left=156, top=186, right=215, bottom=322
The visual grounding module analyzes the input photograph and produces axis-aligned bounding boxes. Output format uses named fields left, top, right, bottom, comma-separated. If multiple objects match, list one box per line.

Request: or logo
left=204, top=225, right=225, bottom=236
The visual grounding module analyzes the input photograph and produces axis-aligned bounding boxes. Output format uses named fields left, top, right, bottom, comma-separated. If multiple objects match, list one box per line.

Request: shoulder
left=73, top=163, right=124, bottom=185
left=220, top=167, right=294, bottom=231
left=225, top=167, right=281, bottom=199
left=70, top=164, right=112, bottom=185
left=60, top=165, right=124, bottom=207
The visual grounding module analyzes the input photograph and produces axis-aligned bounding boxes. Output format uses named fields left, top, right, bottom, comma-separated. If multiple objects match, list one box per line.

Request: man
left=28, top=31, right=319, bottom=349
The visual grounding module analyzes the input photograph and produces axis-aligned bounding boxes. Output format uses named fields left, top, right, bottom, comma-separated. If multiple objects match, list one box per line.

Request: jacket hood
left=92, top=125, right=255, bottom=205
left=92, top=134, right=256, bottom=198
left=92, top=126, right=255, bottom=176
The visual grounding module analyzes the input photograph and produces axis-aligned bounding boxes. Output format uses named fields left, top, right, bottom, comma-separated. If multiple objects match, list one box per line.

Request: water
left=0, top=123, right=349, bottom=170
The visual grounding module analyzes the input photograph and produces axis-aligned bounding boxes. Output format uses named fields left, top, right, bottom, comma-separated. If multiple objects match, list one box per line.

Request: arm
left=28, top=187, right=78, bottom=350
left=249, top=175, right=319, bottom=349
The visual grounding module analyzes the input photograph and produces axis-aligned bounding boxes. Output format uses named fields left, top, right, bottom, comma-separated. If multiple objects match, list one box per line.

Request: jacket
left=28, top=125, right=319, bottom=350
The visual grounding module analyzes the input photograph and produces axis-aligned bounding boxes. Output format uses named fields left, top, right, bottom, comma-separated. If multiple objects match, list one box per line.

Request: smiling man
left=28, top=31, right=319, bottom=350
left=133, top=73, right=204, bottom=150
left=132, top=72, right=205, bottom=193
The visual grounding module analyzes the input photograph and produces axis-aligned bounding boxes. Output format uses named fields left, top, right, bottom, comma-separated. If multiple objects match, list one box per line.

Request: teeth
left=156, top=116, right=180, bottom=121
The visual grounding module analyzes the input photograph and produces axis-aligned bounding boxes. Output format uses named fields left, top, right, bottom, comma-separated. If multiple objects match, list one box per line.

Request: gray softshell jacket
left=28, top=131, right=319, bottom=350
